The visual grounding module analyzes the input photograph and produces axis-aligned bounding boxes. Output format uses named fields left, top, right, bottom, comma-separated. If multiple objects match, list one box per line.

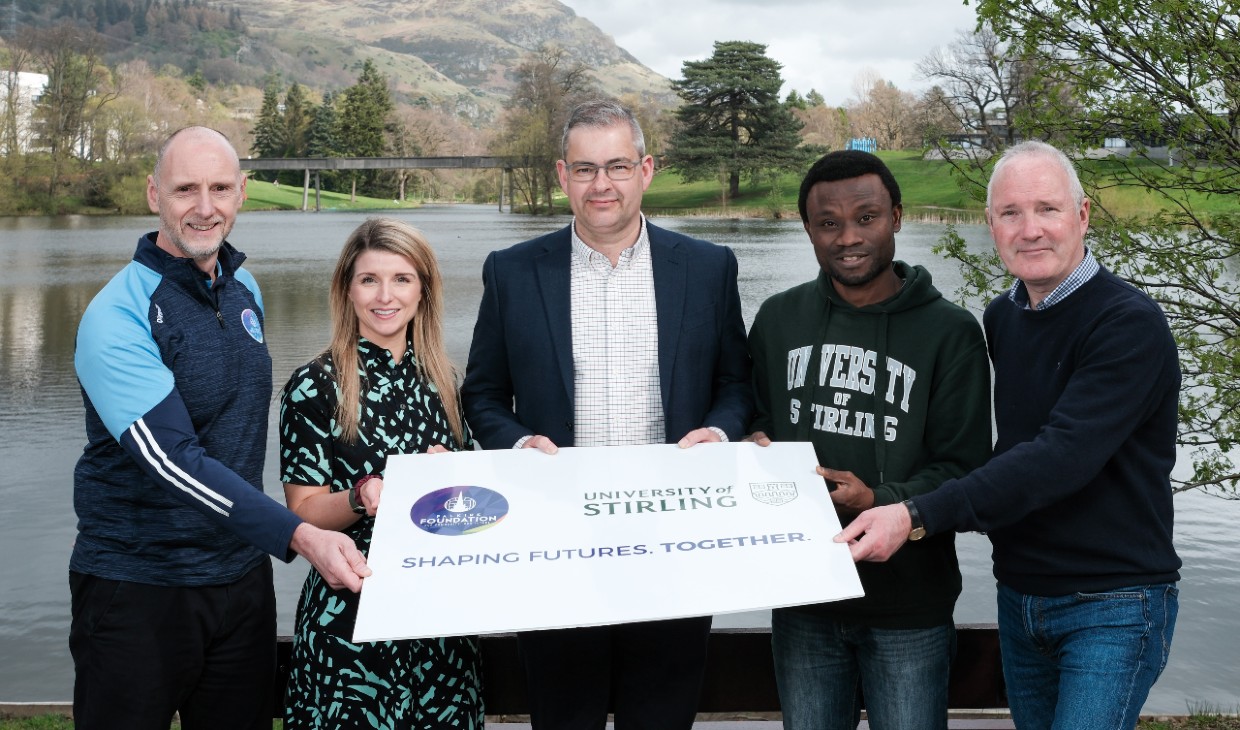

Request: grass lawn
left=635, top=151, right=1234, bottom=223
left=242, top=179, right=419, bottom=212
left=230, top=151, right=1234, bottom=225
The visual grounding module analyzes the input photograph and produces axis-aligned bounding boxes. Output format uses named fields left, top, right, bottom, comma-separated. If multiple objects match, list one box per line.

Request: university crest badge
left=749, top=481, right=798, bottom=506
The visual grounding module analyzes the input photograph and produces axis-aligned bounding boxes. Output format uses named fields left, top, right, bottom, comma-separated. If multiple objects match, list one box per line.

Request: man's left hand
left=818, top=467, right=875, bottom=513
left=290, top=523, right=372, bottom=592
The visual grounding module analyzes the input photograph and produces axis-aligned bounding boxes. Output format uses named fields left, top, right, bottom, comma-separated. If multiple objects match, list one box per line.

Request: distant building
left=0, top=71, right=49, bottom=155
left=847, top=137, right=877, bottom=153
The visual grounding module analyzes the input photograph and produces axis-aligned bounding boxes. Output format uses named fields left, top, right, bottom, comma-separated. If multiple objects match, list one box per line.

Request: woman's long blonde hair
left=324, top=217, right=464, bottom=444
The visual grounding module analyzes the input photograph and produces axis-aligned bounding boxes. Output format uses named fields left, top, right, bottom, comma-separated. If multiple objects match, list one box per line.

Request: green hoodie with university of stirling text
left=748, top=261, right=992, bottom=628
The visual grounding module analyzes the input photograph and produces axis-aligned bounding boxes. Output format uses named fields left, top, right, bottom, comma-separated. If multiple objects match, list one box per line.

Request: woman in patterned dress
left=279, top=218, right=482, bottom=729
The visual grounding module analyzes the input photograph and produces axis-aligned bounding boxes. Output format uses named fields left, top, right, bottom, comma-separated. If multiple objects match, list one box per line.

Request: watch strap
left=903, top=499, right=927, bottom=541
left=350, top=475, right=378, bottom=515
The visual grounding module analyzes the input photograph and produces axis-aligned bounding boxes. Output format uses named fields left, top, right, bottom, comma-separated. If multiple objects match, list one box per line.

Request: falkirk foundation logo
left=749, top=481, right=798, bottom=506
left=410, top=486, right=509, bottom=536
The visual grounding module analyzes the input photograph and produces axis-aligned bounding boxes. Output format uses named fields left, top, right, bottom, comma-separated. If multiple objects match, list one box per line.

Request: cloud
left=563, top=0, right=978, bottom=105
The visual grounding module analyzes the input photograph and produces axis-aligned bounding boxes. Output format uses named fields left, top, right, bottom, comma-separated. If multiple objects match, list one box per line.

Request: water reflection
left=0, top=206, right=1234, bottom=714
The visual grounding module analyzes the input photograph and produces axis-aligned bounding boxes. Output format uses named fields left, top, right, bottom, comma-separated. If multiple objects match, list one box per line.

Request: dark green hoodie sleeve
left=869, top=312, right=993, bottom=505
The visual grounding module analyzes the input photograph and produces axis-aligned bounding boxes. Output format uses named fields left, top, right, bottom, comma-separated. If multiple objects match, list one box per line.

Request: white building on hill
left=0, top=71, right=49, bottom=155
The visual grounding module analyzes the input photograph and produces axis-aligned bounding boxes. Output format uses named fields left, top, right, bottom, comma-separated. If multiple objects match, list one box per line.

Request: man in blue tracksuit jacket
left=70, top=126, right=371, bottom=730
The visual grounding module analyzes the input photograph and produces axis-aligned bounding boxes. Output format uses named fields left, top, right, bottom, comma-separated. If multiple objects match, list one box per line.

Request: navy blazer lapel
left=650, top=225, right=687, bottom=408
left=534, top=231, right=575, bottom=403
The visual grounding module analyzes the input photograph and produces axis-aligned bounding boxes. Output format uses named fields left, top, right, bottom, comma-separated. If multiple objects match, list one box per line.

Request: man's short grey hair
left=153, top=125, right=237, bottom=183
left=560, top=99, right=645, bottom=160
left=987, top=140, right=1085, bottom=209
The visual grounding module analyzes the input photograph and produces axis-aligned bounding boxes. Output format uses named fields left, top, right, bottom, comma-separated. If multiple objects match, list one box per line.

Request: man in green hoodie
left=747, top=150, right=992, bottom=730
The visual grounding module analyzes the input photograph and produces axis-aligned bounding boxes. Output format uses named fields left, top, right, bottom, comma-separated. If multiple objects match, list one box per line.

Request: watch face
left=909, top=526, right=927, bottom=541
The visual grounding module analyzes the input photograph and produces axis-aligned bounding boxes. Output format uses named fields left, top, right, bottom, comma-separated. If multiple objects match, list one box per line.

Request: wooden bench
left=275, top=623, right=1008, bottom=726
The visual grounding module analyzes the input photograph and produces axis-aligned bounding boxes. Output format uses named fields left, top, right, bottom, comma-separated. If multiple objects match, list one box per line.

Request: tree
left=935, top=0, right=1240, bottom=496
left=337, top=60, right=393, bottom=159
left=916, top=23, right=1045, bottom=151
left=667, top=41, right=806, bottom=199
left=24, top=22, right=115, bottom=206
left=847, top=72, right=918, bottom=150
left=281, top=82, right=311, bottom=158
left=494, top=44, right=595, bottom=214
left=909, top=86, right=962, bottom=148
left=794, top=104, right=851, bottom=152
left=1, top=44, right=34, bottom=163
left=305, top=91, right=339, bottom=159
left=251, top=80, right=284, bottom=159
left=336, top=59, right=394, bottom=197
left=304, top=91, right=342, bottom=191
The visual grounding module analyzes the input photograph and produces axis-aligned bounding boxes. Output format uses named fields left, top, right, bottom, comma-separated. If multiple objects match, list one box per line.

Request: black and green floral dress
left=278, top=337, right=482, bottom=730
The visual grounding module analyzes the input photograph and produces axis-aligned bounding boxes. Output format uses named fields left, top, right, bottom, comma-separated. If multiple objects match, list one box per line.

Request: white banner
left=353, top=441, right=863, bottom=642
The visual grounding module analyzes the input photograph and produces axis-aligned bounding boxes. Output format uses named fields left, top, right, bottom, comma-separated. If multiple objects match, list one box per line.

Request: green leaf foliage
left=944, top=0, right=1240, bottom=496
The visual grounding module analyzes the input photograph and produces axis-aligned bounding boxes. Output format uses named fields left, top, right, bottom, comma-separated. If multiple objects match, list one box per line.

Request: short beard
left=161, top=215, right=231, bottom=260
left=828, top=260, right=885, bottom=288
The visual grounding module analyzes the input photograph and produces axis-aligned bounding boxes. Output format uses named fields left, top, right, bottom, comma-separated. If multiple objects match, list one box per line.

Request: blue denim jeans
left=771, top=608, right=955, bottom=730
left=996, top=582, right=1178, bottom=730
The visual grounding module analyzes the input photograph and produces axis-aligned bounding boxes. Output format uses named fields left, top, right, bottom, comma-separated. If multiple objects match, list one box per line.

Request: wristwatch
left=350, top=475, right=378, bottom=515
left=903, top=499, right=926, bottom=541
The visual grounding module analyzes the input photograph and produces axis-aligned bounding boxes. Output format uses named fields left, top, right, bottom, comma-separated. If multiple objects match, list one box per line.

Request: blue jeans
left=996, top=582, right=1178, bottom=730
left=771, top=608, right=955, bottom=730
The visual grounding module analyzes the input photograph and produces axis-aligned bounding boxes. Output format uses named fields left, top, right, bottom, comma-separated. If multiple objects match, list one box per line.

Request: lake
left=0, top=205, right=1235, bottom=713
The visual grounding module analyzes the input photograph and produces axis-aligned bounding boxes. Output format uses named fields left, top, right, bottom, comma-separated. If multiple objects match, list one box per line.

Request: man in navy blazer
left=462, top=99, right=752, bottom=729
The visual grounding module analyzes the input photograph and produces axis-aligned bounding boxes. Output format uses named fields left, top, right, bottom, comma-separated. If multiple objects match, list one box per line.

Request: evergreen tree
left=251, top=81, right=284, bottom=160
left=337, top=60, right=393, bottom=158
left=305, top=91, right=339, bottom=159
left=133, top=0, right=148, bottom=35
left=336, top=60, right=394, bottom=194
left=667, top=41, right=807, bottom=199
left=186, top=69, right=205, bottom=95
left=281, top=82, right=311, bottom=158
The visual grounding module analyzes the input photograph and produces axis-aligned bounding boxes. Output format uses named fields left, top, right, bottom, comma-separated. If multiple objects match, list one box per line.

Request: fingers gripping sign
left=290, top=522, right=372, bottom=593
left=834, top=502, right=914, bottom=563
left=818, top=466, right=875, bottom=514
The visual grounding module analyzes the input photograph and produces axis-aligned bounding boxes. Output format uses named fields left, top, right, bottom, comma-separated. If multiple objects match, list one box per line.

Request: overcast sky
left=560, top=0, right=980, bottom=106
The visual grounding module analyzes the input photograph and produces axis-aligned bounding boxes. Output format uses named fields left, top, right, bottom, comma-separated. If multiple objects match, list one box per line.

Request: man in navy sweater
left=839, top=141, right=1181, bottom=730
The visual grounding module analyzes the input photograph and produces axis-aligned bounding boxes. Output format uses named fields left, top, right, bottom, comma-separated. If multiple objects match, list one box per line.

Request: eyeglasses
left=565, top=160, right=642, bottom=182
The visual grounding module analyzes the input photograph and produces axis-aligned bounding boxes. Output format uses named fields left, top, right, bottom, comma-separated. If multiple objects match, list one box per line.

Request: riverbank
left=7, top=150, right=1228, bottom=221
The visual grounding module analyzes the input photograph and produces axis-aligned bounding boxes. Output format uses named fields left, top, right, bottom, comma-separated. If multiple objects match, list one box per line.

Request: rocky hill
left=234, top=0, right=673, bottom=118
left=11, top=0, right=673, bottom=122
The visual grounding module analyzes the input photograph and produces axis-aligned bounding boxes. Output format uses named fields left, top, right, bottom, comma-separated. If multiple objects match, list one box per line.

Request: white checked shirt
left=569, top=217, right=665, bottom=446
